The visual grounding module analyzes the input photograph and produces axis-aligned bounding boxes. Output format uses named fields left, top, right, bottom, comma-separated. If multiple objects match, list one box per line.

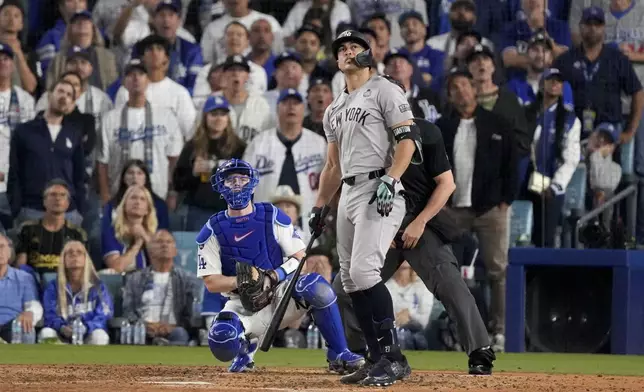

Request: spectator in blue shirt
left=397, top=10, right=446, bottom=91
left=7, top=79, right=86, bottom=227
left=507, top=32, right=574, bottom=108
left=501, top=0, right=571, bottom=73
left=553, top=7, right=644, bottom=138
left=39, top=240, right=112, bottom=345
left=522, top=69, right=581, bottom=247
left=150, top=0, right=203, bottom=94
left=36, top=0, right=90, bottom=80
left=506, top=0, right=572, bottom=26
left=0, top=233, right=43, bottom=343
left=102, top=185, right=158, bottom=273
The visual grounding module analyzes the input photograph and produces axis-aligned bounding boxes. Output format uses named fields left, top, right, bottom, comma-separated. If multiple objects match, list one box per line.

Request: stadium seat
left=562, top=163, right=587, bottom=217
left=99, top=273, right=125, bottom=319
left=174, top=231, right=199, bottom=274
left=509, top=200, right=534, bottom=247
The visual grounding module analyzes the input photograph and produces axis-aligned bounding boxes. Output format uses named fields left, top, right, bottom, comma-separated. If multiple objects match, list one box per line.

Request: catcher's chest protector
left=212, top=203, right=283, bottom=276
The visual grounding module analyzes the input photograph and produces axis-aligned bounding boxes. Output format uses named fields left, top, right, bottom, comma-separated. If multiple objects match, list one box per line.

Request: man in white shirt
left=98, top=59, right=183, bottom=205
left=264, top=52, right=306, bottom=125
left=112, top=0, right=196, bottom=68
left=219, top=55, right=271, bottom=143
left=243, top=88, right=326, bottom=224
left=115, top=35, right=197, bottom=141
left=36, top=46, right=113, bottom=121
left=200, top=0, right=283, bottom=65
left=0, top=43, right=34, bottom=232
left=194, top=21, right=266, bottom=103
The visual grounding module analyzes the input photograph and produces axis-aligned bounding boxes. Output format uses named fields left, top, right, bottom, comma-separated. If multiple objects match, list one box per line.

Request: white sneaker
left=491, top=334, right=505, bottom=353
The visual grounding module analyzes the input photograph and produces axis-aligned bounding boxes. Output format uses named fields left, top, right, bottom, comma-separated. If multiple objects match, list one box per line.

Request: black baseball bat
left=259, top=205, right=330, bottom=352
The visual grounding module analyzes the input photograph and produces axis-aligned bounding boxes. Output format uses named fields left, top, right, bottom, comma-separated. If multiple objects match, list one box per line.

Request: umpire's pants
left=332, top=217, right=490, bottom=355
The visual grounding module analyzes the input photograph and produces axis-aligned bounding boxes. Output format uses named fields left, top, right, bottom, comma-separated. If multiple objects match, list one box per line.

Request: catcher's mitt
left=236, top=261, right=279, bottom=312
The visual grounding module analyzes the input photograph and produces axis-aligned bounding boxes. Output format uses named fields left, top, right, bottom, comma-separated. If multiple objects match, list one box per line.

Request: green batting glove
left=368, top=175, right=399, bottom=217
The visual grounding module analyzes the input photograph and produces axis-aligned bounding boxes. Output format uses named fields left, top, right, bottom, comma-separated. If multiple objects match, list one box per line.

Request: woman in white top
left=385, top=261, right=435, bottom=350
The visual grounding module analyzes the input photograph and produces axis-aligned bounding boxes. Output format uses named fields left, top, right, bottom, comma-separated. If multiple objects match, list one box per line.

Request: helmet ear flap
left=355, top=48, right=373, bottom=68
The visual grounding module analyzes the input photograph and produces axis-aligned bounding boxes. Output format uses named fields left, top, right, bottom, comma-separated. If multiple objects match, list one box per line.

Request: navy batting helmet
left=332, top=30, right=373, bottom=68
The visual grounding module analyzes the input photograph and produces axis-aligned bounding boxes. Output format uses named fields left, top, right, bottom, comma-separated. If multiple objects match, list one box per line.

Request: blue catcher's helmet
left=211, top=158, right=259, bottom=210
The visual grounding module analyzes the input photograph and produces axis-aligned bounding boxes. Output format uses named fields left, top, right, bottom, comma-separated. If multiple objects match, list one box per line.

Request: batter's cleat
left=468, top=346, right=496, bottom=375
left=339, top=359, right=373, bottom=384
left=228, top=341, right=258, bottom=373
left=327, top=349, right=365, bottom=375
left=360, top=355, right=411, bottom=387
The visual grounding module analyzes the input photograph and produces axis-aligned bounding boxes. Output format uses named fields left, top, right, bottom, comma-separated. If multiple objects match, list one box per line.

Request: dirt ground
left=3, top=364, right=643, bottom=392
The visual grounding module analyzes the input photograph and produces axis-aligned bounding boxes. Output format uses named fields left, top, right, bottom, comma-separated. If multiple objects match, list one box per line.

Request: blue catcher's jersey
left=196, top=203, right=306, bottom=289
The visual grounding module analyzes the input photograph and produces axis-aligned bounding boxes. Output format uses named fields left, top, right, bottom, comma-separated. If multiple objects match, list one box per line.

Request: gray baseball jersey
left=323, top=75, right=414, bottom=178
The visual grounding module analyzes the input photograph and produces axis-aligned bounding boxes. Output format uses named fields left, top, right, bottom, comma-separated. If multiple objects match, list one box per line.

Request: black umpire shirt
left=401, top=119, right=463, bottom=244
left=402, top=119, right=451, bottom=215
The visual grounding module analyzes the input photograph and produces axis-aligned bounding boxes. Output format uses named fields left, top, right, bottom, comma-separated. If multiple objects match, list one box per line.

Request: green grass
left=2, top=345, right=644, bottom=376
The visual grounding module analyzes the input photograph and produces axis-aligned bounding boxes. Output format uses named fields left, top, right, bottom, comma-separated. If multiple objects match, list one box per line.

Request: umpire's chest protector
left=210, top=203, right=284, bottom=276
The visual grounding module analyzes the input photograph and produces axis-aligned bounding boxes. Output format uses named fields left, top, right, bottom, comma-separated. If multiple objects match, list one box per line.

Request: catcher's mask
left=212, top=158, right=259, bottom=210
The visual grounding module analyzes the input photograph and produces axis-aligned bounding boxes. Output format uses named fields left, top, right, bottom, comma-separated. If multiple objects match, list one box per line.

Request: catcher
left=196, top=158, right=364, bottom=374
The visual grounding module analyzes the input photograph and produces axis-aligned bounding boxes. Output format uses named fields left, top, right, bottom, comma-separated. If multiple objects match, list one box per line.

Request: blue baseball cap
left=541, top=68, right=564, bottom=82
left=155, top=0, right=181, bottom=14
left=69, top=10, right=92, bottom=24
left=124, top=58, right=147, bottom=75
left=278, top=88, right=303, bottom=104
left=383, top=48, right=413, bottom=65
left=595, top=122, right=620, bottom=143
left=203, top=95, right=230, bottom=113
left=66, top=45, right=91, bottom=62
left=398, top=10, right=424, bottom=25
left=274, top=51, right=302, bottom=68
left=307, top=76, right=332, bottom=92
left=0, top=42, right=15, bottom=59
left=581, top=6, right=605, bottom=24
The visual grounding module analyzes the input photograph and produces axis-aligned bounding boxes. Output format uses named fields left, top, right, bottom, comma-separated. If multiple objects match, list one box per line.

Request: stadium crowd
left=0, top=0, right=643, bottom=355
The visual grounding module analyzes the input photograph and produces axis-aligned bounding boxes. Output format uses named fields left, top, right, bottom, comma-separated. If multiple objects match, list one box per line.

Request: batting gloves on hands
left=369, top=175, right=399, bottom=217
left=308, top=206, right=327, bottom=237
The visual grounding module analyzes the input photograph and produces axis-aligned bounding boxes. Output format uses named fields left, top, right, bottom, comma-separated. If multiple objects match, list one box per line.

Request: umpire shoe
left=468, top=346, right=496, bottom=375
left=328, top=349, right=366, bottom=375
left=360, top=355, right=412, bottom=387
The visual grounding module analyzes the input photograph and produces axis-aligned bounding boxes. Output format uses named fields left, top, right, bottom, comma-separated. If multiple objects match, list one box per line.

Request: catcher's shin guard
left=208, top=311, right=245, bottom=362
left=293, top=273, right=355, bottom=359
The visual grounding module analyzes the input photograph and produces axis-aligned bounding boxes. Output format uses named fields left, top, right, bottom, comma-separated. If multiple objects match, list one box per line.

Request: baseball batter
left=196, top=159, right=363, bottom=374
left=309, top=30, right=423, bottom=387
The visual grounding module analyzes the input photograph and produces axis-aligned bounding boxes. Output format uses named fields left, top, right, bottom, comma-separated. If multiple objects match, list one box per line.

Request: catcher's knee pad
left=294, top=273, right=337, bottom=309
left=208, top=311, right=244, bottom=362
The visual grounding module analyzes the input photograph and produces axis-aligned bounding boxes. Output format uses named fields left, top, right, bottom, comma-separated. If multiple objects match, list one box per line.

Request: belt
left=342, top=168, right=385, bottom=186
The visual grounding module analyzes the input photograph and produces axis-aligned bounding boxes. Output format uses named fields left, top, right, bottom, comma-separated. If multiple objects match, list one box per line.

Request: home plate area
left=4, top=364, right=644, bottom=392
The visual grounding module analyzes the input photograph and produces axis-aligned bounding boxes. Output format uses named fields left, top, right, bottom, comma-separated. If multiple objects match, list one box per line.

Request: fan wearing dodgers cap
left=522, top=67, right=581, bottom=248
left=217, top=54, right=272, bottom=143
left=44, top=10, right=118, bottom=92
left=0, top=40, right=35, bottom=215
left=36, top=46, right=114, bottom=119
left=396, top=10, right=445, bottom=91
left=303, top=76, right=334, bottom=137
left=264, top=51, right=307, bottom=126
left=97, top=58, right=184, bottom=206
left=243, top=88, right=326, bottom=227
left=173, top=95, right=246, bottom=231
left=114, top=35, right=197, bottom=142
left=35, top=0, right=91, bottom=79
left=466, top=43, right=530, bottom=157
left=506, top=32, right=574, bottom=110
